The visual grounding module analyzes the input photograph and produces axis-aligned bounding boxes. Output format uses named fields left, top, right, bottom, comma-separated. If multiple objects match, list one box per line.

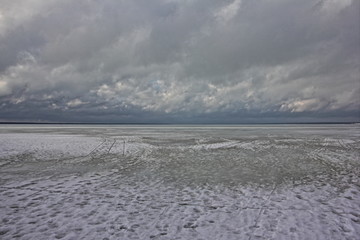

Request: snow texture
left=0, top=124, right=359, bottom=240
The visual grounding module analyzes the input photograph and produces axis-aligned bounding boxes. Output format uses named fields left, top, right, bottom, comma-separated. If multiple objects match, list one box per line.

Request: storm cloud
left=0, top=0, right=359, bottom=123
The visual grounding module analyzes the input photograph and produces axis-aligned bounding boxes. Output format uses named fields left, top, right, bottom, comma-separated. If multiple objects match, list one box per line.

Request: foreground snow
left=0, top=124, right=359, bottom=240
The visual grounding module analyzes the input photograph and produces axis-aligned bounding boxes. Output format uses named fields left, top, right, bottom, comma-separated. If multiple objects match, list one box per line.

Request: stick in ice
left=123, top=140, right=126, bottom=156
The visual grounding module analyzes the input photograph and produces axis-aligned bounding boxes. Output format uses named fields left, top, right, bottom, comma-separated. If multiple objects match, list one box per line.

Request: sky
left=0, top=0, right=359, bottom=123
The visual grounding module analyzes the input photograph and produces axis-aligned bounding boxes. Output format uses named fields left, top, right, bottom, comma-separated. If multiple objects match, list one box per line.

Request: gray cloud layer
left=0, top=0, right=359, bottom=123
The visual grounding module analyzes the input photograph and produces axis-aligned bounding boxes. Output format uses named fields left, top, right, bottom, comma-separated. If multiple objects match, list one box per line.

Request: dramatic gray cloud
left=0, top=0, right=359, bottom=123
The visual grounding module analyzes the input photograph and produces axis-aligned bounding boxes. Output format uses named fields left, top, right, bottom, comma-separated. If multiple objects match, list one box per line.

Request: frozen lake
left=0, top=124, right=359, bottom=239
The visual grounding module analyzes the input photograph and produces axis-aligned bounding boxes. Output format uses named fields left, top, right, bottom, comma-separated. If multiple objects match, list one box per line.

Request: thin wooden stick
left=123, top=140, right=126, bottom=156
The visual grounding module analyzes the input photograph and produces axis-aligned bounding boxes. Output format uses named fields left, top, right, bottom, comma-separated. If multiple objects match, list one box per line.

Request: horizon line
left=0, top=121, right=358, bottom=125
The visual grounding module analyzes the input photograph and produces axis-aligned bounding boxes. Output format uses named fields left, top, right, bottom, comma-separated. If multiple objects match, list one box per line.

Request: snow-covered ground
left=0, top=124, right=359, bottom=240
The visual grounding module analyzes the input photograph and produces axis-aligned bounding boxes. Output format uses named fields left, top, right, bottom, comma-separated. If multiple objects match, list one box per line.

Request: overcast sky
left=0, top=0, right=359, bottom=123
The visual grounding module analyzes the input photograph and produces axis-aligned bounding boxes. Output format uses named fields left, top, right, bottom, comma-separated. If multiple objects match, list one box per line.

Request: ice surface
left=0, top=124, right=359, bottom=240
